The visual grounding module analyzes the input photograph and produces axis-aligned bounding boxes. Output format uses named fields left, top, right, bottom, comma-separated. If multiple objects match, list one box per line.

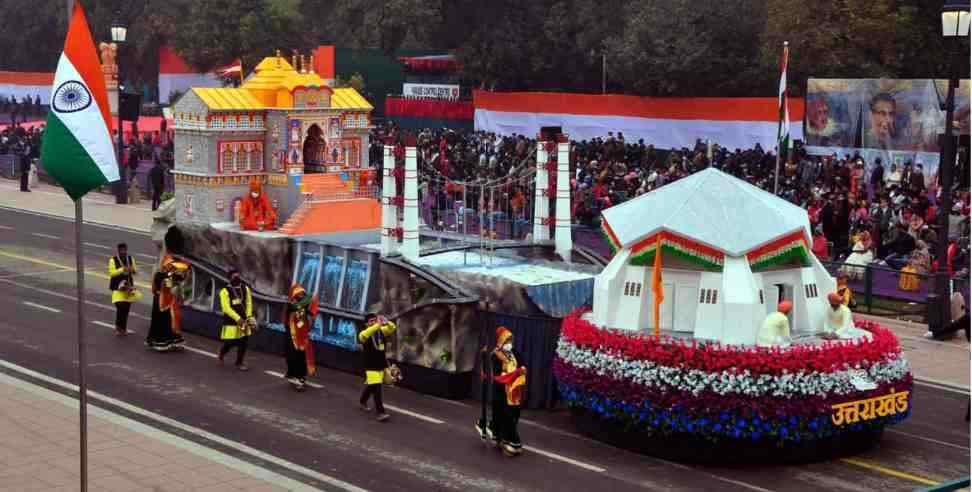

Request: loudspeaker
left=119, top=93, right=141, bottom=122
left=540, top=126, right=562, bottom=140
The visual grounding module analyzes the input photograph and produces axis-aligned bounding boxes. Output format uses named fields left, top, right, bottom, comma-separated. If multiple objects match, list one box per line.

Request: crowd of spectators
left=371, top=123, right=971, bottom=279
left=0, top=95, right=44, bottom=125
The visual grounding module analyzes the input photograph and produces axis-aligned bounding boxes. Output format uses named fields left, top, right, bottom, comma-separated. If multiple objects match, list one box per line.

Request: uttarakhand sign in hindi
left=805, top=78, right=970, bottom=178
left=403, top=83, right=460, bottom=100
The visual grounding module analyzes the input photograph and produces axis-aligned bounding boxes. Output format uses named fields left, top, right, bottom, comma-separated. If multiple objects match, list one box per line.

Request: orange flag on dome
left=652, top=235, right=664, bottom=338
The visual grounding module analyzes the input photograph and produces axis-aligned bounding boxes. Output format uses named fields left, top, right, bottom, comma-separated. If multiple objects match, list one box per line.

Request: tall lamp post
left=930, top=0, right=969, bottom=335
left=111, top=11, right=127, bottom=204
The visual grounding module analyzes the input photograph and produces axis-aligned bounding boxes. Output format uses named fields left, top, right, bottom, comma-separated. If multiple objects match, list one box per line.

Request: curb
left=0, top=204, right=152, bottom=236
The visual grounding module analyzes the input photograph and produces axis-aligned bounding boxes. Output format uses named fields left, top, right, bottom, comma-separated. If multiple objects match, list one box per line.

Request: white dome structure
left=591, top=168, right=835, bottom=345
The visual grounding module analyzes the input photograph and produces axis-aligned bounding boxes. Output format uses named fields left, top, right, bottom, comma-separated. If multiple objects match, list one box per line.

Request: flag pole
left=774, top=40, right=788, bottom=196
left=74, top=198, right=89, bottom=492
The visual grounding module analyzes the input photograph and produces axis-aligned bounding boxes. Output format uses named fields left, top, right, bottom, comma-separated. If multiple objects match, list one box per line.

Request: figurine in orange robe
left=239, top=179, right=277, bottom=231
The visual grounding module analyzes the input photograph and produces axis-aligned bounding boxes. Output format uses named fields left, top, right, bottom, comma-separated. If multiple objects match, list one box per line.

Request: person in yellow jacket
left=218, top=269, right=255, bottom=371
left=358, top=312, right=396, bottom=421
left=757, top=301, right=792, bottom=348
left=108, top=243, right=141, bottom=336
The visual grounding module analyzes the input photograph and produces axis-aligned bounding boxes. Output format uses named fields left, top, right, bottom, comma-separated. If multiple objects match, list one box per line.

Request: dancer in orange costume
left=239, top=179, right=277, bottom=231
left=283, top=284, right=319, bottom=390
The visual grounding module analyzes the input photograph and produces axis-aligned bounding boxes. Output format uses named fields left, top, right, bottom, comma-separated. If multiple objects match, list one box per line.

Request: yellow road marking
left=0, top=249, right=152, bottom=289
left=840, top=458, right=940, bottom=486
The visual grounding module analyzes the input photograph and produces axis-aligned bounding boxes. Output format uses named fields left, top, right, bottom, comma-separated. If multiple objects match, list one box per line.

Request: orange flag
left=652, top=235, right=664, bottom=338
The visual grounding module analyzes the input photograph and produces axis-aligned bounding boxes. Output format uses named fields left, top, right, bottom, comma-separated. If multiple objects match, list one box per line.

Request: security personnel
left=218, top=269, right=254, bottom=370
left=108, top=243, right=141, bottom=335
left=358, top=312, right=396, bottom=422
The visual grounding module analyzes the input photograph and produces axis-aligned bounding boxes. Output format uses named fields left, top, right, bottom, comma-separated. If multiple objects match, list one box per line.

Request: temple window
left=226, top=116, right=237, bottom=129
left=221, top=144, right=234, bottom=173
left=240, top=115, right=250, bottom=130
left=254, top=115, right=263, bottom=129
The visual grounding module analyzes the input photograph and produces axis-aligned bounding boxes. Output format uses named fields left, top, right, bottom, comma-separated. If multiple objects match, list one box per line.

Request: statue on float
left=239, top=179, right=277, bottom=231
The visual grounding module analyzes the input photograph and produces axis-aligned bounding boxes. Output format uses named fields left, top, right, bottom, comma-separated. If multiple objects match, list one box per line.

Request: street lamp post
left=929, top=0, right=969, bottom=335
left=111, top=11, right=127, bottom=204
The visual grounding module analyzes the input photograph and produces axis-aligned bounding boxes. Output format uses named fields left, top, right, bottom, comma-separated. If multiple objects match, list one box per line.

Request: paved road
left=0, top=207, right=967, bottom=491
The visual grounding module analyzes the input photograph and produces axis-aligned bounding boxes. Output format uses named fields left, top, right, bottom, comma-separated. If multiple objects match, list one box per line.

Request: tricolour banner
left=473, top=91, right=805, bottom=152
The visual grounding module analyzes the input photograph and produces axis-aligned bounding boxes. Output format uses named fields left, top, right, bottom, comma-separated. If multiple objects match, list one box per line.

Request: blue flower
left=809, top=420, right=819, bottom=431
left=789, top=416, right=798, bottom=426
left=732, top=428, right=742, bottom=438
left=735, top=419, right=746, bottom=428
left=752, top=417, right=762, bottom=427
left=720, top=412, right=730, bottom=421
left=751, top=430, right=762, bottom=441
left=713, top=423, right=723, bottom=432
left=780, top=427, right=789, bottom=437
left=686, top=422, right=695, bottom=432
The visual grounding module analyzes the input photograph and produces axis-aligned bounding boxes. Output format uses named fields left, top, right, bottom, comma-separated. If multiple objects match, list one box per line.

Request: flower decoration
left=554, top=310, right=912, bottom=443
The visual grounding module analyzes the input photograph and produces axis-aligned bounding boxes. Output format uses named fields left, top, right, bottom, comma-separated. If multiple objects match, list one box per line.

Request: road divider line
left=22, top=301, right=60, bottom=313
left=382, top=404, right=446, bottom=425
left=0, top=361, right=357, bottom=492
left=262, top=369, right=446, bottom=424
left=0, top=249, right=152, bottom=289
left=83, top=242, right=112, bottom=250
left=0, top=225, right=13, bottom=230
left=30, top=232, right=61, bottom=240
left=522, top=446, right=606, bottom=473
left=0, top=268, right=74, bottom=279
left=914, top=378, right=970, bottom=395
left=135, top=253, right=157, bottom=261
left=0, top=277, right=150, bottom=321
left=183, top=346, right=218, bottom=359
left=265, top=370, right=324, bottom=389
left=91, top=320, right=136, bottom=334
left=886, top=429, right=970, bottom=452
left=839, top=457, right=939, bottom=486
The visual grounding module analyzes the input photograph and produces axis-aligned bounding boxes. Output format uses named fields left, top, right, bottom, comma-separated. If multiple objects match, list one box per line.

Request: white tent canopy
left=601, top=168, right=812, bottom=256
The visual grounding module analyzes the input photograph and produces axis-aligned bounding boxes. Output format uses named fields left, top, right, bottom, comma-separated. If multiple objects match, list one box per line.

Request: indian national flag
left=41, top=3, right=118, bottom=201
left=777, top=41, right=791, bottom=155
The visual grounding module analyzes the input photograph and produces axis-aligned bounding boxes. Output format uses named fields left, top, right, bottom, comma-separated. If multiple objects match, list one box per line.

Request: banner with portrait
left=805, top=79, right=970, bottom=179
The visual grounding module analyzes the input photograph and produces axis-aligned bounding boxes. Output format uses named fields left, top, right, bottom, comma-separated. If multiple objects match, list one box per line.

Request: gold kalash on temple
left=172, top=50, right=379, bottom=235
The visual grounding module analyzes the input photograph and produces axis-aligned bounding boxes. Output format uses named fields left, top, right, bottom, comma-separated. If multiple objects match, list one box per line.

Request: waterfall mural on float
left=319, top=254, right=345, bottom=306
left=298, top=249, right=321, bottom=292
left=340, top=259, right=369, bottom=311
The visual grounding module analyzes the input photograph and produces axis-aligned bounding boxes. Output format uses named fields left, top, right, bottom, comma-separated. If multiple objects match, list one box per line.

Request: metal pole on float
left=555, top=136, right=573, bottom=262
left=401, top=144, right=419, bottom=261
left=380, top=143, right=398, bottom=258
left=533, top=138, right=550, bottom=242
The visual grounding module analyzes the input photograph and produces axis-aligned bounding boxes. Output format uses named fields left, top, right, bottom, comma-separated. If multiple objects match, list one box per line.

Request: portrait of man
left=806, top=96, right=849, bottom=147
left=864, top=92, right=897, bottom=150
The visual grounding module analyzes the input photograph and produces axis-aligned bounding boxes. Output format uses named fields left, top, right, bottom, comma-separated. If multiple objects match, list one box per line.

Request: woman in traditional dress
left=147, top=256, right=189, bottom=351
left=283, top=284, right=318, bottom=390
left=490, top=327, right=527, bottom=457
left=841, top=229, right=873, bottom=280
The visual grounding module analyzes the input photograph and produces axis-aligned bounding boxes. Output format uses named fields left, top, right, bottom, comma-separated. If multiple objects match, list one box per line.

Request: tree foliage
left=0, top=0, right=966, bottom=97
